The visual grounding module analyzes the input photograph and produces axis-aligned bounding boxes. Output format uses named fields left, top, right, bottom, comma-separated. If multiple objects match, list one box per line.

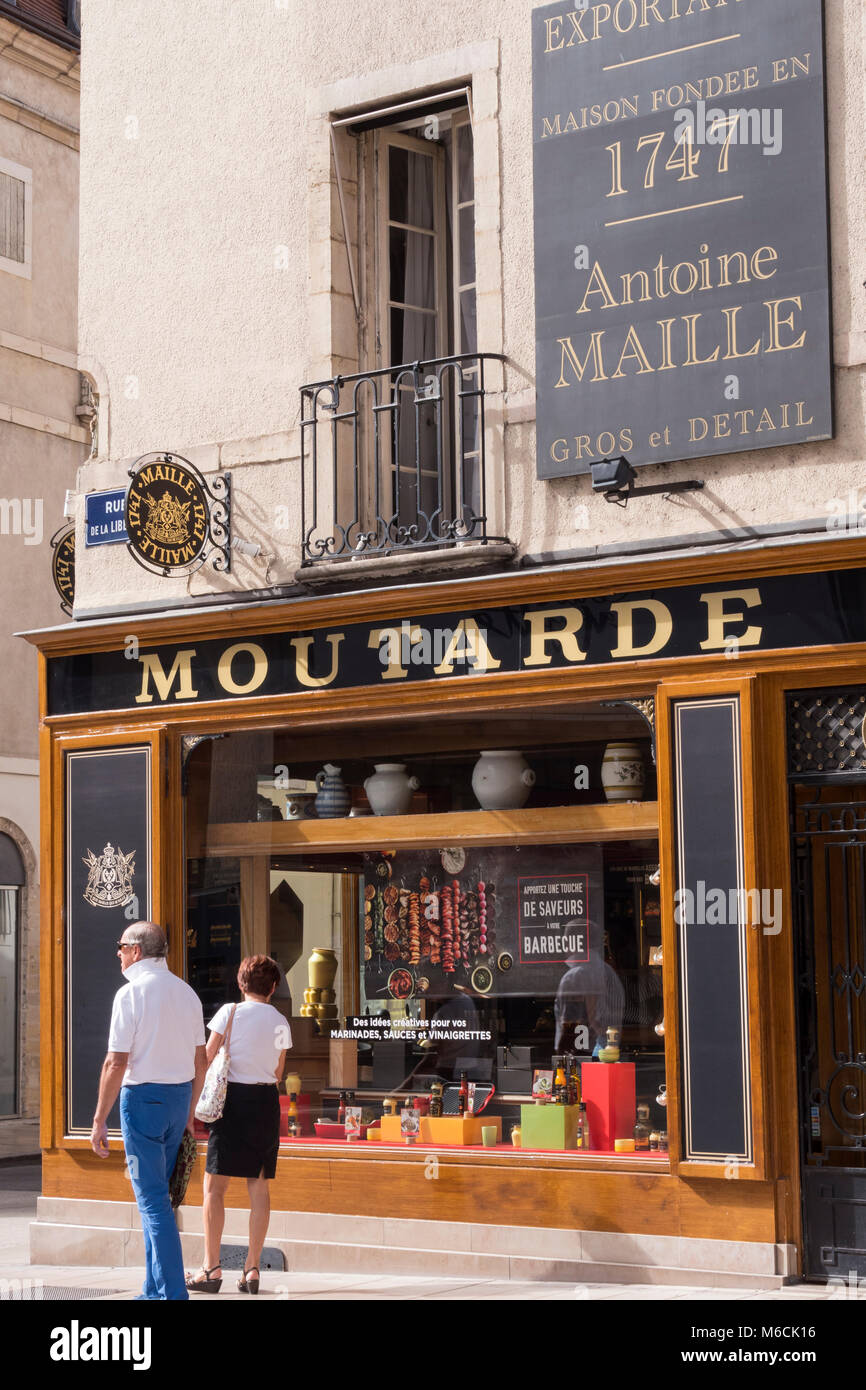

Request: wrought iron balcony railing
left=299, top=353, right=506, bottom=565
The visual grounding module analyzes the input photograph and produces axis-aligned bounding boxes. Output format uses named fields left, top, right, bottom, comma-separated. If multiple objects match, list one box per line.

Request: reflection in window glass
left=0, top=888, right=18, bottom=1115
left=185, top=724, right=666, bottom=1157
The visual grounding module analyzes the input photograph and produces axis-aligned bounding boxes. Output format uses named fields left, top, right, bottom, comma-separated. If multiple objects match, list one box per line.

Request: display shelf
left=189, top=801, right=659, bottom=858
left=273, top=1135, right=670, bottom=1170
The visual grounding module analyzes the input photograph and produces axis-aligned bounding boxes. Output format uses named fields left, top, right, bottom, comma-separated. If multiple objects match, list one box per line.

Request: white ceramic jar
left=600, top=742, right=646, bottom=802
left=364, top=763, right=420, bottom=817
left=471, top=749, right=536, bottom=811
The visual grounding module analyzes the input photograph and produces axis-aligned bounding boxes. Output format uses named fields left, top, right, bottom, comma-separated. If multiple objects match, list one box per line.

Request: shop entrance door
left=791, top=783, right=866, bottom=1281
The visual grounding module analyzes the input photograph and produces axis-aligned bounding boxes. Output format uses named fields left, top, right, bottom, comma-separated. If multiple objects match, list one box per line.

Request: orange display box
left=378, top=1115, right=502, bottom=1145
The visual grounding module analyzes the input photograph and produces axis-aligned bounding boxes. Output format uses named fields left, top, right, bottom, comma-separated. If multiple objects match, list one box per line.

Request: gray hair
left=125, top=921, right=168, bottom=959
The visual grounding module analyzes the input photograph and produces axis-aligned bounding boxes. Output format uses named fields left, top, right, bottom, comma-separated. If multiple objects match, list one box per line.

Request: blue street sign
left=85, top=488, right=129, bottom=546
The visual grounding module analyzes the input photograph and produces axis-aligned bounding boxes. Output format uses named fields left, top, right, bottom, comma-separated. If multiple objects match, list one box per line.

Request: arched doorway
left=0, top=831, right=25, bottom=1115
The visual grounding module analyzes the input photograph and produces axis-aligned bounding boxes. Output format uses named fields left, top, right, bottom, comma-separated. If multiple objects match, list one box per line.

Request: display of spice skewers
left=364, top=855, right=501, bottom=985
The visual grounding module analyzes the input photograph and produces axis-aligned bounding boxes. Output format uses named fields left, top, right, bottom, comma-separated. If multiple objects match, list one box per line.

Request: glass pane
left=395, top=389, right=438, bottom=487
left=391, top=307, right=437, bottom=368
left=183, top=725, right=664, bottom=1158
left=459, top=206, right=475, bottom=287
left=457, top=121, right=474, bottom=203
left=389, top=146, right=435, bottom=229
left=389, top=228, right=436, bottom=311
left=459, top=290, right=477, bottom=355
left=459, top=455, right=482, bottom=528
left=461, top=391, right=481, bottom=461
left=187, top=859, right=242, bottom=1021
left=0, top=889, right=18, bottom=1114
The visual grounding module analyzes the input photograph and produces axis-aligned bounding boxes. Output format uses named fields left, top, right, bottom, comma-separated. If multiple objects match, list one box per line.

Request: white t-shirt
left=208, top=1001, right=291, bottom=1085
left=108, top=957, right=206, bottom=1086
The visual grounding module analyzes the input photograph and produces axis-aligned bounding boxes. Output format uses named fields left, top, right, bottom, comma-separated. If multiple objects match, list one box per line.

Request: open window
left=301, top=96, right=492, bottom=565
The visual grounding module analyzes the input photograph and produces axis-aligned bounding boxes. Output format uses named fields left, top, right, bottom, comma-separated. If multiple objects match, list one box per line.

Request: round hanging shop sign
left=51, top=526, right=75, bottom=614
left=125, top=452, right=229, bottom=576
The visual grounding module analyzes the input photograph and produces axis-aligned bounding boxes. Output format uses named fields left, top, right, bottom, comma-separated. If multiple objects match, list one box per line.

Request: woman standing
left=186, top=955, right=289, bottom=1295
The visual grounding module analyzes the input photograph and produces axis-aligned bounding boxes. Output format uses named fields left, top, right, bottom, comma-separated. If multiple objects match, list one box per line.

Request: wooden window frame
left=0, top=155, right=32, bottom=280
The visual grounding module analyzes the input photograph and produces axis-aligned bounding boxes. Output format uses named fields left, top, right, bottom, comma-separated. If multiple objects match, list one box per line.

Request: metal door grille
left=791, top=787, right=866, bottom=1279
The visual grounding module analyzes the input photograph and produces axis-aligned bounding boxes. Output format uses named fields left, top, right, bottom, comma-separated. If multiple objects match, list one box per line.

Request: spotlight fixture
left=589, top=457, right=705, bottom=507
left=231, top=536, right=262, bottom=558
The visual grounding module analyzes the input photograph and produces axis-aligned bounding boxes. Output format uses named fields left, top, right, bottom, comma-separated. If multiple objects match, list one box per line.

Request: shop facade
left=23, top=0, right=866, bottom=1285
left=25, top=533, right=866, bottom=1284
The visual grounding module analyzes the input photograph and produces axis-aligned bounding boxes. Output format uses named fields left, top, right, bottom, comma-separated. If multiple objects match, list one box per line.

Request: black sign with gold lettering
left=532, top=0, right=832, bottom=477
left=51, top=526, right=75, bottom=615
left=125, top=452, right=230, bottom=575
left=45, top=564, right=866, bottom=716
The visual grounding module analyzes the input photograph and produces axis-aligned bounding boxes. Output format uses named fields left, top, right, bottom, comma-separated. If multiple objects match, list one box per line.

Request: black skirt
left=205, top=1082, right=280, bottom=1179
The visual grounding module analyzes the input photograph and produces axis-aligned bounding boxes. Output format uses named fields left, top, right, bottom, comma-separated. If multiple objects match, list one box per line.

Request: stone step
left=29, top=1216, right=787, bottom=1290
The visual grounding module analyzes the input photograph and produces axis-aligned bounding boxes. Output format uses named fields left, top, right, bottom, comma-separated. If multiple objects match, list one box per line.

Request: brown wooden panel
left=41, top=1145, right=776, bottom=1242
left=39, top=710, right=60, bottom=1152
left=753, top=674, right=802, bottom=1254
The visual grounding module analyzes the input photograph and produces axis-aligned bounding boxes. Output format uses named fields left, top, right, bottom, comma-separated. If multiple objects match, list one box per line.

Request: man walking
left=90, top=922, right=207, bottom=1301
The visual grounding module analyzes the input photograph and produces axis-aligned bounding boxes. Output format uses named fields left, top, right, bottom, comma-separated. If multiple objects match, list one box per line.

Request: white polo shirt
left=108, top=957, right=206, bottom=1086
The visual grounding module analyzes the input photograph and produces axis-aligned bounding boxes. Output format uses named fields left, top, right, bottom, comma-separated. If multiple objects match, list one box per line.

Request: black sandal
left=238, top=1266, right=259, bottom=1295
left=185, top=1264, right=222, bottom=1293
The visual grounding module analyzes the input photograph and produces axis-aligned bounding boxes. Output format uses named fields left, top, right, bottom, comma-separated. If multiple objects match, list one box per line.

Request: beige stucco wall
left=0, top=28, right=83, bottom=756
left=72, top=0, right=866, bottom=615
left=0, top=19, right=82, bottom=1126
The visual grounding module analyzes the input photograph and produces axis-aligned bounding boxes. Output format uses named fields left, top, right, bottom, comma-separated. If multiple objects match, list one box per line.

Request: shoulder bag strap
left=222, top=1002, right=239, bottom=1057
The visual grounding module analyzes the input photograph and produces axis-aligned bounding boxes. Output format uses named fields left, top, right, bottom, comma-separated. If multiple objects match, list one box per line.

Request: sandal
left=185, top=1264, right=222, bottom=1293
left=238, top=1266, right=259, bottom=1295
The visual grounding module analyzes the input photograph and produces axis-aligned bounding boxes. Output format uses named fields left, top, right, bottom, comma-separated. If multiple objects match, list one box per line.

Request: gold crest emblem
left=142, top=490, right=192, bottom=546
left=83, top=842, right=136, bottom=909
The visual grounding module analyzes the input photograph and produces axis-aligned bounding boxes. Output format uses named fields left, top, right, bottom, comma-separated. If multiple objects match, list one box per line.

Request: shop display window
left=184, top=704, right=668, bottom=1158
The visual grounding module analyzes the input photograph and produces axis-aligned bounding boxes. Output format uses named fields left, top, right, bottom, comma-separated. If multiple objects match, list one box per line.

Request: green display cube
left=520, top=1102, right=581, bottom=1151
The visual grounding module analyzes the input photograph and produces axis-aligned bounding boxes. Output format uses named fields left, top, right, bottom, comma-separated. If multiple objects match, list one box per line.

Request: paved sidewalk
left=2, top=1162, right=864, bottom=1301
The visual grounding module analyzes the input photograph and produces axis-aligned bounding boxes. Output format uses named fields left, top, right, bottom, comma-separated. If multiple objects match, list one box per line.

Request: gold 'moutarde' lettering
left=135, top=649, right=199, bottom=704
left=699, top=588, right=763, bottom=650
left=609, top=600, right=672, bottom=658
left=291, top=634, right=345, bottom=689
left=433, top=620, right=502, bottom=675
left=217, top=642, right=268, bottom=696
left=368, top=625, right=411, bottom=681
left=524, top=607, right=588, bottom=666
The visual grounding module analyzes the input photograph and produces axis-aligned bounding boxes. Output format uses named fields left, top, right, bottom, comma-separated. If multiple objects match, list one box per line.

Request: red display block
left=580, top=1062, right=636, bottom=1151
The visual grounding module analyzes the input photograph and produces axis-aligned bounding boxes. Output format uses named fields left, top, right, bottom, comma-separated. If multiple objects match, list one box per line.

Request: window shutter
left=0, top=172, right=26, bottom=264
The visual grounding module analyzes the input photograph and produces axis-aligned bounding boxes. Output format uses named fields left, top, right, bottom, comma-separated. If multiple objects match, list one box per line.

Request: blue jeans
left=120, top=1082, right=191, bottom=1301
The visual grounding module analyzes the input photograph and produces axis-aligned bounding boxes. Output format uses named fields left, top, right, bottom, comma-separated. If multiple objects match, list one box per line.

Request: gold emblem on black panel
left=83, top=842, right=136, bottom=909
left=51, top=527, right=75, bottom=614
left=126, top=458, right=209, bottom=571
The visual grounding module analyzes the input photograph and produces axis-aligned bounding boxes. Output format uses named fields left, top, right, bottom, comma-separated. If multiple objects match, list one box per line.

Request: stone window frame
left=0, top=154, right=33, bottom=281
left=305, top=41, right=505, bottom=539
